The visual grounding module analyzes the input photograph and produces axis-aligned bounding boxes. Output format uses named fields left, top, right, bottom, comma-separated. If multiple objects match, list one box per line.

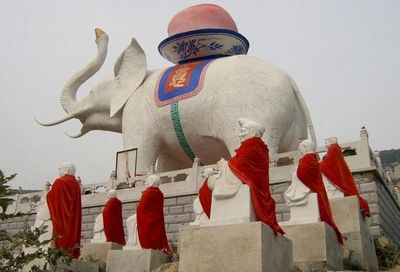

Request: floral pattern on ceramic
left=172, top=39, right=223, bottom=60
left=159, top=28, right=249, bottom=64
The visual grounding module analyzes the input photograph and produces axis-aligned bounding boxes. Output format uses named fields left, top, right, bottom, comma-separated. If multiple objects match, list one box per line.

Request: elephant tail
left=290, top=78, right=317, bottom=144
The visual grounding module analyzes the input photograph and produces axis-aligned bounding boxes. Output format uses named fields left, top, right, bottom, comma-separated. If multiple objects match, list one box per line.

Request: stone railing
left=4, top=191, right=44, bottom=215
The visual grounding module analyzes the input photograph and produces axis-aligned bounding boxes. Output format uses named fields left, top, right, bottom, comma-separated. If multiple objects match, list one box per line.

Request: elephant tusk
left=34, top=115, right=75, bottom=127
left=64, top=130, right=88, bottom=139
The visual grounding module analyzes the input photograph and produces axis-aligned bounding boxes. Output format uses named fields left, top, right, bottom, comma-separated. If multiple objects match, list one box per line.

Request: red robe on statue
left=228, top=137, right=285, bottom=235
left=320, top=143, right=371, bottom=217
left=198, top=178, right=212, bottom=218
left=297, top=153, right=344, bottom=244
left=136, top=187, right=171, bottom=254
left=47, top=175, right=82, bottom=258
left=103, top=197, right=126, bottom=245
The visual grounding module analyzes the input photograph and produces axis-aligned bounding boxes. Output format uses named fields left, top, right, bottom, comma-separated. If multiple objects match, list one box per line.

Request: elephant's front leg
left=124, top=136, right=160, bottom=176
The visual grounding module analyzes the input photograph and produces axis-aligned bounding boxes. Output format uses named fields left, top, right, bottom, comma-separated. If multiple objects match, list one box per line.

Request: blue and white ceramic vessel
left=158, top=28, right=250, bottom=64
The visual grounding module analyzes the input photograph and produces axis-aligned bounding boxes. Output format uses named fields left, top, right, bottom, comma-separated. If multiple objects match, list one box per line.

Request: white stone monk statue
left=91, top=189, right=121, bottom=244
left=190, top=168, right=215, bottom=226
left=285, top=139, right=320, bottom=224
left=91, top=213, right=106, bottom=243
left=124, top=175, right=161, bottom=250
left=285, top=140, right=343, bottom=244
left=321, top=137, right=345, bottom=198
left=200, top=118, right=284, bottom=234
left=30, top=182, right=53, bottom=246
left=46, top=162, right=82, bottom=258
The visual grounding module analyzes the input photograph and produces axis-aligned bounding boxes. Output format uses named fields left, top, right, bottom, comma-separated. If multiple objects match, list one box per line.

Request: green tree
left=0, top=170, right=18, bottom=220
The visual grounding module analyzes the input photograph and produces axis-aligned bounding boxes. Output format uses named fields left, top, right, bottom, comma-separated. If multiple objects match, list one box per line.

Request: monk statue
left=91, top=213, right=106, bottom=243
left=32, top=182, right=52, bottom=236
left=205, top=118, right=284, bottom=234
left=25, top=182, right=53, bottom=254
left=46, top=162, right=82, bottom=258
left=288, top=139, right=343, bottom=244
left=124, top=213, right=140, bottom=250
left=190, top=168, right=214, bottom=226
left=320, top=137, right=370, bottom=217
left=102, top=189, right=126, bottom=245
left=125, top=175, right=171, bottom=254
left=285, top=140, right=319, bottom=224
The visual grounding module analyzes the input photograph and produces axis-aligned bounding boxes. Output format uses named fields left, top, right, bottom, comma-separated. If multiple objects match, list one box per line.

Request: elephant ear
left=110, top=38, right=147, bottom=117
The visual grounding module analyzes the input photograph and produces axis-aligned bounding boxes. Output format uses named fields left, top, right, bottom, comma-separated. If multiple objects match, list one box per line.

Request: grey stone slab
left=81, top=242, right=123, bottom=265
left=359, top=182, right=376, bottom=193
left=330, top=196, right=378, bottom=271
left=283, top=222, right=343, bottom=271
left=177, top=195, right=195, bottom=205
left=106, top=249, right=170, bottom=272
left=169, top=205, right=183, bottom=214
left=179, top=222, right=292, bottom=272
left=164, top=198, right=177, bottom=206
left=69, top=259, right=99, bottom=272
left=183, top=204, right=193, bottom=213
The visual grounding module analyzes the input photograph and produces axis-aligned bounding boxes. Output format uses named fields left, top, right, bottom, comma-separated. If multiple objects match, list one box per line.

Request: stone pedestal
left=330, top=196, right=378, bottom=271
left=81, top=242, right=123, bottom=265
left=179, top=222, right=292, bottom=272
left=282, top=222, right=343, bottom=271
left=283, top=193, right=320, bottom=226
left=106, top=249, right=170, bottom=272
left=206, top=185, right=256, bottom=226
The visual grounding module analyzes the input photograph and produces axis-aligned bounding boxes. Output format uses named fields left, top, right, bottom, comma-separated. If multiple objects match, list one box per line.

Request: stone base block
left=282, top=193, right=320, bottom=226
left=330, top=196, right=378, bottom=271
left=179, top=222, right=292, bottom=272
left=106, top=249, right=170, bottom=272
left=283, top=222, right=343, bottom=271
left=207, top=185, right=256, bottom=226
left=69, top=260, right=100, bottom=272
left=81, top=242, right=123, bottom=265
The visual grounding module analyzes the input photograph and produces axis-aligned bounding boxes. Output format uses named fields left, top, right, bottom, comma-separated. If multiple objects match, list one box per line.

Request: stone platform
left=330, top=196, right=378, bottom=271
left=282, top=222, right=343, bottom=271
left=179, top=221, right=292, bottom=272
left=106, top=249, right=170, bottom=272
left=81, top=242, right=123, bottom=265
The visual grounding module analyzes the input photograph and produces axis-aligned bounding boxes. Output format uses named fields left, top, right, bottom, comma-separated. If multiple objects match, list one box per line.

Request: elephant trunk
left=60, top=28, right=109, bottom=114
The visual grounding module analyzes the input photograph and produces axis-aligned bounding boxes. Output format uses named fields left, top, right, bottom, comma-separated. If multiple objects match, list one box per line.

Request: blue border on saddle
left=157, top=59, right=214, bottom=102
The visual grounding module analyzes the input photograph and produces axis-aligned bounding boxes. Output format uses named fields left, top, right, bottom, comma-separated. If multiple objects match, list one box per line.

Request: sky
left=0, top=0, right=399, bottom=189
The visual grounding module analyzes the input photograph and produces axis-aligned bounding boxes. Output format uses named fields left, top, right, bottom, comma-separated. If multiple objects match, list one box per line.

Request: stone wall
left=374, top=174, right=400, bottom=244
left=0, top=214, right=35, bottom=236
left=81, top=194, right=198, bottom=246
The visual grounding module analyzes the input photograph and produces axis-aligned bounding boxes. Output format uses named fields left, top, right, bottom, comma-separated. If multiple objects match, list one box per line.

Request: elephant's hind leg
left=157, top=152, right=192, bottom=173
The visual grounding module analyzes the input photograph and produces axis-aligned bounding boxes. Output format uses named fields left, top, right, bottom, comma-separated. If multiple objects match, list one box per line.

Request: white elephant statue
left=37, top=28, right=315, bottom=174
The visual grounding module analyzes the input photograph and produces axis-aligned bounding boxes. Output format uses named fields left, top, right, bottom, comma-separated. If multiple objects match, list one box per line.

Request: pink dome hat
left=167, top=4, right=238, bottom=36
left=159, top=4, right=249, bottom=64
